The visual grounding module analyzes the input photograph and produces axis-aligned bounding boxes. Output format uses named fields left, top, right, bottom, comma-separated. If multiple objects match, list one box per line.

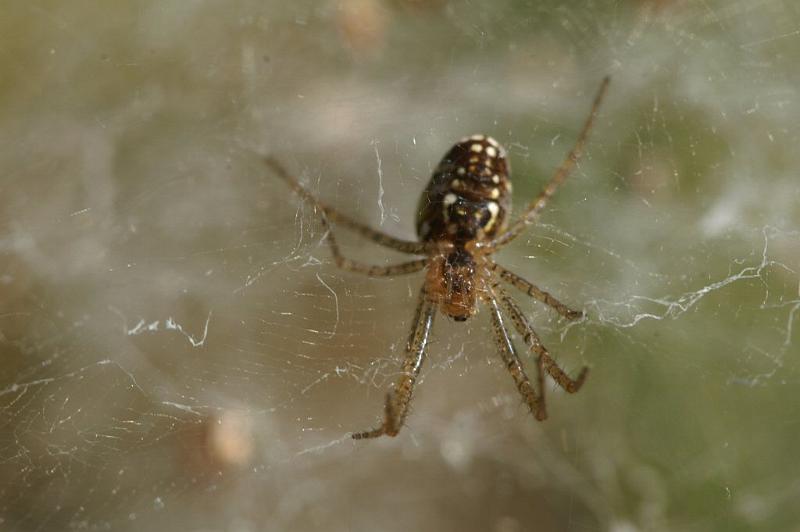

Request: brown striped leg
left=265, top=157, right=428, bottom=255
left=319, top=214, right=427, bottom=276
left=495, top=285, right=588, bottom=395
left=489, top=76, right=610, bottom=251
left=353, top=287, right=436, bottom=439
left=490, top=262, right=583, bottom=320
left=485, top=287, right=547, bottom=421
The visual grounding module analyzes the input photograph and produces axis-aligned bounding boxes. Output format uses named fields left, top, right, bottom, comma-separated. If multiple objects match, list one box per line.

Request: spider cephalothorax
left=268, top=76, right=610, bottom=439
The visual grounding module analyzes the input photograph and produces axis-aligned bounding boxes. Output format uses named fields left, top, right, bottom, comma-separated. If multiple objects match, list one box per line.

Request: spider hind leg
left=489, top=76, right=610, bottom=251
left=266, top=156, right=427, bottom=255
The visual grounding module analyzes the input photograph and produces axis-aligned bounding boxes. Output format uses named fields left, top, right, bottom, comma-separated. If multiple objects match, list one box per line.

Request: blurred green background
left=1, top=1, right=799, bottom=531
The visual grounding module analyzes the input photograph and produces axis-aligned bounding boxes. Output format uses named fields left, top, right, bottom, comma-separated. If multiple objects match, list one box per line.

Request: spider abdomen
left=416, top=135, right=512, bottom=243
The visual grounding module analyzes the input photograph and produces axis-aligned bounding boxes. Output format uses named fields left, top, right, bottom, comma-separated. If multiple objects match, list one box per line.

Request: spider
left=267, top=76, right=610, bottom=439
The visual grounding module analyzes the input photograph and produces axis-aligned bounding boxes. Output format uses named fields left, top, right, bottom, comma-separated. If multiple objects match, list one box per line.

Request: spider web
left=1, top=1, right=800, bottom=531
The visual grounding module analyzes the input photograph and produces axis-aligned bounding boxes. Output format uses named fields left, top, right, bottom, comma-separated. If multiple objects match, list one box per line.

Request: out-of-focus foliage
left=1, top=1, right=799, bottom=531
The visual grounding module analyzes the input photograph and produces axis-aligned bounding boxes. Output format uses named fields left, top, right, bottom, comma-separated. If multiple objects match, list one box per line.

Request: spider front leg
left=485, top=287, right=547, bottom=420
left=490, top=262, right=583, bottom=320
left=495, top=285, right=588, bottom=395
left=353, top=287, right=436, bottom=439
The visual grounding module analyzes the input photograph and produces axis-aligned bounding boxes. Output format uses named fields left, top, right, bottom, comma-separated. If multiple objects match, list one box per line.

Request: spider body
left=267, top=76, right=610, bottom=439
left=418, top=134, right=512, bottom=321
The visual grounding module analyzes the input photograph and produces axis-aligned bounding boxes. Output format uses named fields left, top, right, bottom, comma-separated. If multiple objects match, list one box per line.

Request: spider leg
left=489, top=262, right=583, bottom=320
left=266, top=157, right=428, bottom=255
left=353, top=287, right=436, bottom=439
left=488, top=76, right=610, bottom=251
left=485, top=286, right=547, bottom=421
left=494, top=284, right=588, bottom=395
left=319, top=213, right=428, bottom=276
